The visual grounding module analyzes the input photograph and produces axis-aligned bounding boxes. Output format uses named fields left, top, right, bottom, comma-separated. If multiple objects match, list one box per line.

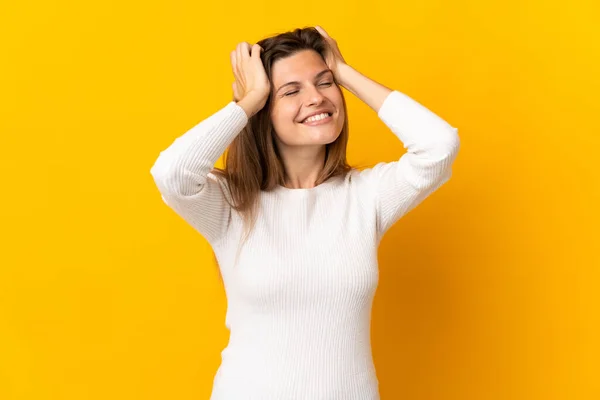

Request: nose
left=305, top=84, right=325, bottom=106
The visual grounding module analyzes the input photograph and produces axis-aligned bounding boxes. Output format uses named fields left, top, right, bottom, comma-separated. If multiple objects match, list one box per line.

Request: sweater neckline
left=274, top=174, right=342, bottom=194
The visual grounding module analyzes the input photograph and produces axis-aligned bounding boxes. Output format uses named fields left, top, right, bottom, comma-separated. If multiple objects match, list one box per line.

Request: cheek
left=270, top=109, right=297, bottom=143
left=272, top=104, right=298, bottom=127
left=334, top=101, right=345, bottom=122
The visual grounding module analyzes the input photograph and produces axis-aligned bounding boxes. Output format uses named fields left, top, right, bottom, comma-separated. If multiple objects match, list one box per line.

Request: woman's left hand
left=315, top=26, right=347, bottom=85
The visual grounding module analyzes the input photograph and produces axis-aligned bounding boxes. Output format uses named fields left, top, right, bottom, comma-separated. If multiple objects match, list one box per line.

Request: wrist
left=237, top=93, right=266, bottom=118
left=336, top=63, right=354, bottom=88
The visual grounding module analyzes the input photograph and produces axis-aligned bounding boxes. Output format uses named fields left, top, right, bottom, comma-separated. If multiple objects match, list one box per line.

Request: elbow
left=439, top=130, right=460, bottom=181
left=422, top=127, right=460, bottom=162
left=150, top=156, right=184, bottom=197
left=448, top=129, right=460, bottom=162
left=444, top=126, right=460, bottom=153
left=150, top=163, right=176, bottom=197
left=150, top=159, right=206, bottom=199
left=438, top=127, right=460, bottom=162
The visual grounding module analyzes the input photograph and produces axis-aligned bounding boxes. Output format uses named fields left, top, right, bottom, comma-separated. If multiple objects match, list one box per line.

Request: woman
left=150, top=26, right=460, bottom=400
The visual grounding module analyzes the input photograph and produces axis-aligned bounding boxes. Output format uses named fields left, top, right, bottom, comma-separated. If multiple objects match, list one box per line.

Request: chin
left=311, top=130, right=342, bottom=145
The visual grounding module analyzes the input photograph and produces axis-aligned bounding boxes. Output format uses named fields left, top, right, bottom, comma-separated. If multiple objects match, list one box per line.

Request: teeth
left=303, top=113, right=330, bottom=123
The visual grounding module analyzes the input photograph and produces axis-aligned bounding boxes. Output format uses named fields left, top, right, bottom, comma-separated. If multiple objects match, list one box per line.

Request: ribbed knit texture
left=150, top=90, right=460, bottom=399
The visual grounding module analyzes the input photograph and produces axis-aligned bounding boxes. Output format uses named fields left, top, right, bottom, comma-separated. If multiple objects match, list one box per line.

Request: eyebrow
left=275, top=69, right=333, bottom=94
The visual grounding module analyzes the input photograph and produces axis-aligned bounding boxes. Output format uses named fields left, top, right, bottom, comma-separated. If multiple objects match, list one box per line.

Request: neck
left=279, top=145, right=327, bottom=189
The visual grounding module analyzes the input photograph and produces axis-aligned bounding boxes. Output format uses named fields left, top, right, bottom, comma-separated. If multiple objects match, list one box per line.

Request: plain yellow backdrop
left=1, top=1, right=598, bottom=399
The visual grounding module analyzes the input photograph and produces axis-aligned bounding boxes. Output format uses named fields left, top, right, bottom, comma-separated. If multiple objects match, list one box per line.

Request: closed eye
left=284, top=82, right=333, bottom=96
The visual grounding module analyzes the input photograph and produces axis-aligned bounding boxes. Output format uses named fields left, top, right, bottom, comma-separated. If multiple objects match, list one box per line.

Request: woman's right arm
left=150, top=42, right=269, bottom=245
left=149, top=101, right=248, bottom=245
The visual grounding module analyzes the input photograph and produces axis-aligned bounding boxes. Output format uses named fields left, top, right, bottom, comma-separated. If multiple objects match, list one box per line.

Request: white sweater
left=150, top=90, right=460, bottom=399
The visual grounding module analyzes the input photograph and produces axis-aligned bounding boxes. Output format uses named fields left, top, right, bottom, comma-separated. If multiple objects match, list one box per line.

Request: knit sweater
left=150, top=90, right=460, bottom=399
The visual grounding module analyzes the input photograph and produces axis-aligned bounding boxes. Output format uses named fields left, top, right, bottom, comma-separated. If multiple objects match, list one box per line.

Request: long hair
left=210, top=27, right=356, bottom=278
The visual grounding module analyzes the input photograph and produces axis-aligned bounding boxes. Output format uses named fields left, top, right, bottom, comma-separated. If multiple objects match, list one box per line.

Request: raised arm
left=359, top=87, right=460, bottom=239
left=150, top=42, right=270, bottom=245
left=342, top=64, right=460, bottom=237
left=150, top=102, right=248, bottom=245
left=315, top=26, right=461, bottom=239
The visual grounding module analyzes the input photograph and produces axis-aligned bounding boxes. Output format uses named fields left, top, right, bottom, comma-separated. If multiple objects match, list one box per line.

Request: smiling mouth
left=300, top=112, right=333, bottom=125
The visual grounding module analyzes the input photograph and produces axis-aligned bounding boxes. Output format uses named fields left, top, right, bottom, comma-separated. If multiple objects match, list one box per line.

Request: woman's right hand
left=231, top=42, right=270, bottom=118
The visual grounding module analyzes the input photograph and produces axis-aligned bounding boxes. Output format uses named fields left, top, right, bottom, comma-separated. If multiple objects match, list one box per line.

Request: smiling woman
left=208, top=27, right=357, bottom=240
left=149, top=25, right=460, bottom=400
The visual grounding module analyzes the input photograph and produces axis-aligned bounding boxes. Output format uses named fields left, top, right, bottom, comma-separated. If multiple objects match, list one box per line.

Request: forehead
left=271, top=50, right=328, bottom=85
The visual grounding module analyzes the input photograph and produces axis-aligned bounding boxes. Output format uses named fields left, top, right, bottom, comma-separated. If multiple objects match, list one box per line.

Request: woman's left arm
left=339, top=63, right=461, bottom=238
left=337, top=63, right=393, bottom=113
left=316, top=26, right=460, bottom=238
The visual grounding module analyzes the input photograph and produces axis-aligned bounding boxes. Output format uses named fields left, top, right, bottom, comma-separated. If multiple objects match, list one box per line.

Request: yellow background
left=1, top=1, right=598, bottom=399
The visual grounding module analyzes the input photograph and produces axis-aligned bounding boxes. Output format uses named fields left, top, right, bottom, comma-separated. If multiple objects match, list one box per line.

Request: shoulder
left=348, top=163, right=387, bottom=187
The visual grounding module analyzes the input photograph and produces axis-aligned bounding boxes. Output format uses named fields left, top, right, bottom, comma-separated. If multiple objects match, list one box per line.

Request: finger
left=251, top=43, right=263, bottom=60
left=230, top=50, right=237, bottom=73
left=239, top=41, right=251, bottom=63
left=315, top=25, right=328, bottom=38
left=236, top=42, right=243, bottom=64
left=236, top=43, right=243, bottom=72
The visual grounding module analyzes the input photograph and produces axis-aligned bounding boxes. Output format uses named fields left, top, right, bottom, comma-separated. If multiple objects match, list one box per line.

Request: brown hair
left=210, top=27, right=358, bottom=277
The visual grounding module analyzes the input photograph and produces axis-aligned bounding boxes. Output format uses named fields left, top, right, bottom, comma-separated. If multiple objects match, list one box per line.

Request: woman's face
left=269, top=50, right=345, bottom=149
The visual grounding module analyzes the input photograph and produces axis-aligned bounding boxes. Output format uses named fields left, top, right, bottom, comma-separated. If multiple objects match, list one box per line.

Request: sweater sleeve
left=358, top=90, right=461, bottom=239
left=150, top=101, right=248, bottom=245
